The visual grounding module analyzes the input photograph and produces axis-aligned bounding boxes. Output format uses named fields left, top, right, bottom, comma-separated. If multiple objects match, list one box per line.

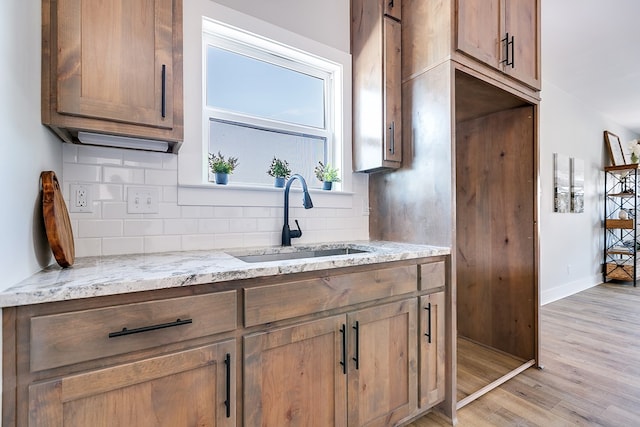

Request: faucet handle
left=290, top=219, right=302, bottom=239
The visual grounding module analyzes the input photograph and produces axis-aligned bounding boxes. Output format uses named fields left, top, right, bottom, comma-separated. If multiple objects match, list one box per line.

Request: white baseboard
left=541, top=274, right=601, bottom=305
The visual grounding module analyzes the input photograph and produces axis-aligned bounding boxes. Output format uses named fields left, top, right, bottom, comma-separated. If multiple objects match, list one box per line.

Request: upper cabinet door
left=503, top=0, right=540, bottom=89
left=56, top=0, right=174, bottom=129
left=456, top=0, right=502, bottom=68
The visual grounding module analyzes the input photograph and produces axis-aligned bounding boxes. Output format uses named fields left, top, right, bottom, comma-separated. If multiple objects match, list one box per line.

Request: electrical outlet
left=127, top=187, right=159, bottom=214
left=69, top=184, right=93, bottom=213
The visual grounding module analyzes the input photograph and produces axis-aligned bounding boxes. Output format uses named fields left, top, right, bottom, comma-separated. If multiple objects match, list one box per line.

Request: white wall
left=539, top=81, right=639, bottom=304
left=1, top=0, right=62, bottom=289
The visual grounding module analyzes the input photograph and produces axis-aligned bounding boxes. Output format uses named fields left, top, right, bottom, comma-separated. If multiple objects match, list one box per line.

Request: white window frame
left=178, top=2, right=353, bottom=208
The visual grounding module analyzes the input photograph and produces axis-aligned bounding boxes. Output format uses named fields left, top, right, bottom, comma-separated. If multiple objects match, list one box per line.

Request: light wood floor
left=409, top=283, right=640, bottom=426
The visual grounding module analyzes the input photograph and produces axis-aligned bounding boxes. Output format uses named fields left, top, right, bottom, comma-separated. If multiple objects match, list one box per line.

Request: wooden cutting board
left=41, top=171, right=75, bottom=267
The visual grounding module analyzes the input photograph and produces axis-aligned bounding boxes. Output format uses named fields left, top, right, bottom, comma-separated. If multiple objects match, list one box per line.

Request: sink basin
left=230, top=247, right=369, bottom=263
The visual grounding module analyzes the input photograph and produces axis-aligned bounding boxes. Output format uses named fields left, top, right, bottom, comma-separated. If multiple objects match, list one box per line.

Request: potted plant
left=267, top=157, right=292, bottom=188
left=208, top=151, right=239, bottom=185
left=314, top=161, right=341, bottom=190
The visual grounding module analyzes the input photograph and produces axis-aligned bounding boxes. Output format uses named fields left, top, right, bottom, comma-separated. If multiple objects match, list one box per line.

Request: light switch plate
left=127, top=187, right=159, bottom=214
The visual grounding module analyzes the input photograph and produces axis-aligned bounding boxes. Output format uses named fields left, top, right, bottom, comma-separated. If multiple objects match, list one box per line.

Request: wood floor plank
left=408, top=283, right=640, bottom=426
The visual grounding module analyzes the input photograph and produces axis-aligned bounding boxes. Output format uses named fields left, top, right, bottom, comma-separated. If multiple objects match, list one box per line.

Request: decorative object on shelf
left=208, top=151, right=239, bottom=185
left=619, top=209, right=629, bottom=220
left=267, top=157, right=292, bottom=188
left=628, top=139, right=640, bottom=164
left=553, top=153, right=570, bottom=213
left=605, top=130, right=626, bottom=166
left=314, top=161, right=341, bottom=190
left=570, top=157, right=585, bottom=213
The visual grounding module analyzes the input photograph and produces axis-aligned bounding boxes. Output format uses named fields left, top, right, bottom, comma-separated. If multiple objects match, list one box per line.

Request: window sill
left=177, top=182, right=354, bottom=209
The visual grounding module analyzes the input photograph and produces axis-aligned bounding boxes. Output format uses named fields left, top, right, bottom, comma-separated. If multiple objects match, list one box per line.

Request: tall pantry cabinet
left=364, top=0, right=540, bottom=422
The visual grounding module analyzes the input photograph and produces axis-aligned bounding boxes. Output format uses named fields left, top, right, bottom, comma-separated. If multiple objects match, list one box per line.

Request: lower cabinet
left=244, top=299, right=417, bottom=426
left=27, top=339, right=236, bottom=427
left=419, top=292, right=446, bottom=408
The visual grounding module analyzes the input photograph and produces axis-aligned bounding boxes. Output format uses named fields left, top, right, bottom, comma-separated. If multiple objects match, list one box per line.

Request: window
left=203, top=18, right=342, bottom=189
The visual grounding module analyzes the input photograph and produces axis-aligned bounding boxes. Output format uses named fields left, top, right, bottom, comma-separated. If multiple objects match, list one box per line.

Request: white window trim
left=178, top=1, right=353, bottom=207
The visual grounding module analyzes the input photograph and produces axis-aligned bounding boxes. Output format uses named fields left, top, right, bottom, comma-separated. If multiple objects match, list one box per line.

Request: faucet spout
left=282, top=174, right=313, bottom=246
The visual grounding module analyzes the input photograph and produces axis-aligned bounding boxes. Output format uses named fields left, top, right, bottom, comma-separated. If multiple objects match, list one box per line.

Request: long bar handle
left=224, top=353, right=231, bottom=418
left=352, top=321, right=360, bottom=369
left=161, top=64, right=167, bottom=118
left=424, top=303, right=432, bottom=343
left=389, top=121, right=395, bottom=155
left=108, top=318, right=192, bottom=338
left=339, top=324, right=347, bottom=374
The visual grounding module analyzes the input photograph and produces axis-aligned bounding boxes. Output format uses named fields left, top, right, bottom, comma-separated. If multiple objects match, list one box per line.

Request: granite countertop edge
left=0, top=241, right=450, bottom=308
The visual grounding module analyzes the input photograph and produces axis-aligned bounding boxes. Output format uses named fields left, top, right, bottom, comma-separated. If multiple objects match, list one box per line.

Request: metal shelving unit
left=604, top=164, right=638, bottom=286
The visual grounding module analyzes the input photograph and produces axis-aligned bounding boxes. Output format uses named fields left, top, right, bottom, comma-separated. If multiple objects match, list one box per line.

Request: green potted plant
left=208, top=151, right=239, bottom=185
left=267, top=157, right=292, bottom=188
left=314, top=161, right=341, bottom=190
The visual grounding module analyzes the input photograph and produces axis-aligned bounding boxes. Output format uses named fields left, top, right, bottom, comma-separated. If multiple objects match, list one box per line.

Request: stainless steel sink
left=230, top=247, right=369, bottom=263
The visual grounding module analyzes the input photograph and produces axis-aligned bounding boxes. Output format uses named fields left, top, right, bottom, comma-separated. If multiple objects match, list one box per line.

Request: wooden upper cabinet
left=42, top=0, right=184, bottom=151
left=352, top=0, right=402, bottom=172
left=455, top=0, right=540, bottom=90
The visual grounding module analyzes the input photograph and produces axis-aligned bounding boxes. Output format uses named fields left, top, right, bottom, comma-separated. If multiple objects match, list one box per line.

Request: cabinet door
left=419, top=292, right=445, bottom=408
left=28, top=340, right=236, bottom=427
left=383, top=16, right=402, bottom=164
left=503, top=0, right=540, bottom=88
left=243, top=316, right=347, bottom=427
left=347, top=299, right=417, bottom=427
left=56, top=0, right=174, bottom=129
left=456, top=0, right=501, bottom=68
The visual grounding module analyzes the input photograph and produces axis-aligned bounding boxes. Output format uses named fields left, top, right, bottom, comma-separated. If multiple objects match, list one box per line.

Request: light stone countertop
left=0, top=241, right=450, bottom=307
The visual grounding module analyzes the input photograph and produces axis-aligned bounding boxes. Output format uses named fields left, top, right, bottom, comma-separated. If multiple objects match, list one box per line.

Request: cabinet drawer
left=420, top=261, right=446, bottom=291
left=30, top=291, right=237, bottom=372
left=244, top=265, right=417, bottom=327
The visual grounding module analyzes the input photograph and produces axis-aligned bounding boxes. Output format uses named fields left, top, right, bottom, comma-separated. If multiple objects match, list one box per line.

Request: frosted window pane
left=206, top=46, right=325, bottom=129
left=209, top=119, right=326, bottom=187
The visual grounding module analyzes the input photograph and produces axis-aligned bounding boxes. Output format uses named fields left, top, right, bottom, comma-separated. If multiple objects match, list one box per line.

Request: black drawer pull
left=108, top=318, right=192, bottom=338
left=224, top=353, right=231, bottom=418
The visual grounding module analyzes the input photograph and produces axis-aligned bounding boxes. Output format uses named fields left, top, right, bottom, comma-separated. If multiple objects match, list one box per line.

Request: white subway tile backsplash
left=144, top=235, right=182, bottom=253
left=164, top=219, right=198, bottom=235
left=102, top=237, right=144, bottom=256
left=181, top=206, right=215, bottom=218
left=78, top=146, right=123, bottom=165
left=124, top=220, right=164, bottom=236
left=63, top=164, right=102, bottom=182
left=103, top=166, right=145, bottom=184
left=78, top=220, right=123, bottom=238
left=74, top=238, right=102, bottom=257
left=123, top=150, right=165, bottom=168
left=229, top=218, right=258, bottom=233
left=198, top=218, right=230, bottom=234
left=181, top=234, right=217, bottom=251
left=145, top=169, right=177, bottom=186
left=94, top=184, right=124, bottom=201
left=62, top=145, right=369, bottom=258
left=102, top=202, right=129, bottom=219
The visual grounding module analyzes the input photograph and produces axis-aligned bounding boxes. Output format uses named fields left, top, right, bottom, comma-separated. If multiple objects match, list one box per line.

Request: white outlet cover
left=69, top=184, right=93, bottom=213
left=127, top=187, right=159, bottom=214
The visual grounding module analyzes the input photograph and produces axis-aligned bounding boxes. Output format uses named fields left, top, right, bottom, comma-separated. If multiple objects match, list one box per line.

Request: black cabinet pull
left=509, top=35, right=515, bottom=68
left=224, top=353, right=231, bottom=418
left=501, top=33, right=515, bottom=68
left=389, top=121, right=395, bottom=155
left=352, top=321, right=360, bottom=370
left=389, top=0, right=394, bottom=8
left=424, top=303, right=432, bottom=343
left=161, top=64, right=167, bottom=118
left=108, top=318, right=192, bottom=338
left=339, top=324, right=347, bottom=375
